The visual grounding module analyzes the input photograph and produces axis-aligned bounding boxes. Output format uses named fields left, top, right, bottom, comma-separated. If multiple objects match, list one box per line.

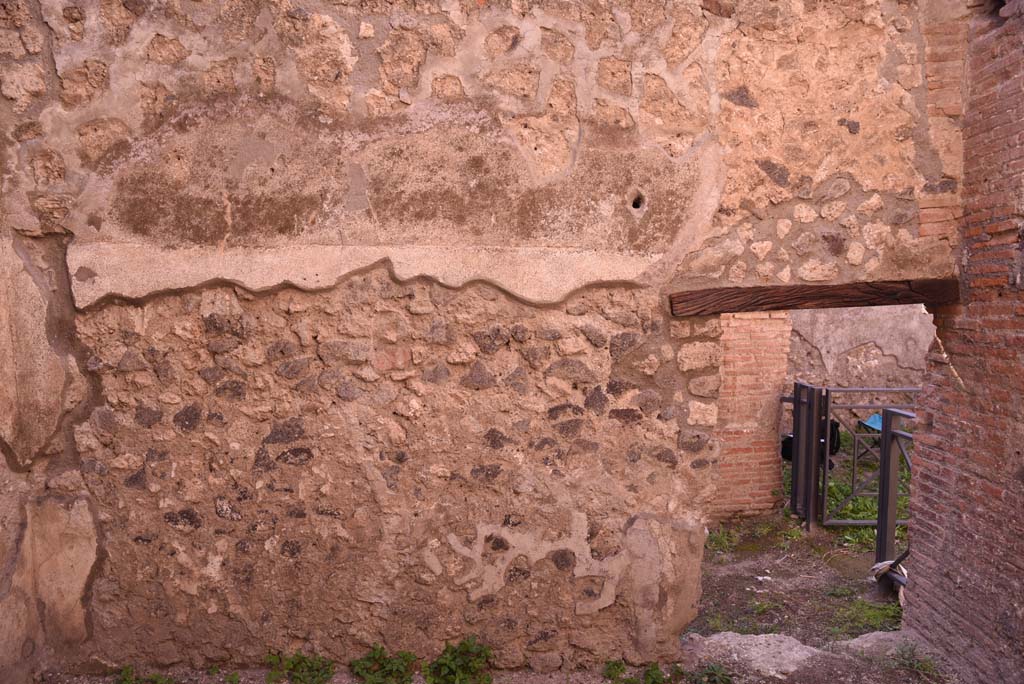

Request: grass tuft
left=265, top=651, right=335, bottom=684
left=705, top=528, right=740, bottom=554
left=892, top=644, right=941, bottom=681
left=830, top=599, right=902, bottom=637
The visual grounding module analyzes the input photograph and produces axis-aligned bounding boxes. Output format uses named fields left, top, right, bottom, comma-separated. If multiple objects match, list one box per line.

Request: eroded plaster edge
left=67, top=243, right=666, bottom=309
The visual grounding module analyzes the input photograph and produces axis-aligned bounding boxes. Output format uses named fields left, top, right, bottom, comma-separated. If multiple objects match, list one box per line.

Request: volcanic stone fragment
left=164, top=508, right=202, bottom=529
left=472, top=326, right=510, bottom=354
left=264, top=417, right=304, bottom=444
left=555, top=419, right=583, bottom=437
left=277, top=447, right=314, bottom=465
left=609, top=332, right=641, bottom=360
left=756, top=159, right=790, bottom=186
left=545, top=358, right=597, bottom=384
left=461, top=361, right=496, bottom=389
left=723, top=85, right=757, bottom=107
left=484, top=428, right=512, bottom=449
left=422, top=363, right=450, bottom=384
left=134, top=404, right=163, bottom=427
left=585, top=386, right=608, bottom=414
left=172, top=403, right=202, bottom=431
left=199, top=366, right=226, bottom=384
left=547, top=403, right=583, bottom=420
left=124, top=467, right=147, bottom=489
left=215, top=496, right=242, bottom=520
left=215, top=379, right=246, bottom=399
left=471, top=463, right=502, bottom=481
left=277, top=357, right=311, bottom=379
left=579, top=324, right=608, bottom=347
left=651, top=448, right=678, bottom=467
left=609, top=408, right=642, bottom=424
left=550, top=549, right=575, bottom=570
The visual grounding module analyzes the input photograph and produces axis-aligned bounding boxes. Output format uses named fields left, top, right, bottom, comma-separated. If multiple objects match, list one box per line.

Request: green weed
left=703, top=612, right=772, bottom=636
left=777, top=525, right=803, bottom=550
left=705, top=528, right=739, bottom=554
left=115, top=666, right=175, bottom=684
left=641, top=663, right=666, bottom=684
left=892, top=644, right=940, bottom=680
left=836, top=526, right=876, bottom=550
left=830, top=599, right=902, bottom=637
left=603, top=661, right=627, bottom=682
left=689, top=664, right=732, bottom=684
left=704, top=613, right=730, bottom=633
left=350, top=645, right=417, bottom=684
left=781, top=463, right=793, bottom=502
left=824, top=448, right=912, bottom=524
left=265, top=651, right=335, bottom=684
left=605, top=662, right=730, bottom=684
left=826, top=586, right=856, bottom=599
left=423, top=637, right=492, bottom=684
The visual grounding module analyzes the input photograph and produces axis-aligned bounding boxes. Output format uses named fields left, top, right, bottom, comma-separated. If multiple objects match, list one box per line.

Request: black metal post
left=790, top=382, right=804, bottom=517
left=819, top=388, right=832, bottom=522
left=789, top=382, right=825, bottom=529
left=803, top=385, right=822, bottom=530
left=876, top=408, right=899, bottom=564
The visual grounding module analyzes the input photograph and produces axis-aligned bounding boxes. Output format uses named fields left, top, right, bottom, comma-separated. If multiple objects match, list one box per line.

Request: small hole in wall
left=987, top=0, right=1010, bottom=20
left=631, top=192, right=645, bottom=210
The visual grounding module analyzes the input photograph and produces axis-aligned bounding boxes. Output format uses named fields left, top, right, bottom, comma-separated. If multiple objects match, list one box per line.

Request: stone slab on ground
left=682, top=632, right=822, bottom=678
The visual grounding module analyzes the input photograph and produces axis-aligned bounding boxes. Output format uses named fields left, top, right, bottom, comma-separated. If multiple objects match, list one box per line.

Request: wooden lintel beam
left=668, top=278, right=960, bottom=317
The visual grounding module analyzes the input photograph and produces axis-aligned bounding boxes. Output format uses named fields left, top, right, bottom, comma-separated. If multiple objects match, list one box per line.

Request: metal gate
left=784, top=382, right=916, bottom=565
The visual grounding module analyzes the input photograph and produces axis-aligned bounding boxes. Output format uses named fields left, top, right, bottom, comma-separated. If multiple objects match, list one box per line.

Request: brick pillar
left=711, top=312, right=791, bottom=519
left=918, top=0, right=969, bottom=242
left=905, top=4, right=1024, bottom=681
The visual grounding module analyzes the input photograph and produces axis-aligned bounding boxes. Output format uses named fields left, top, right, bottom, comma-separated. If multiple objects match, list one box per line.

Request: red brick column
left=905, top=4, right=1024, bottom=681
left=711, top=312, right=791, bottom=519
left=919, top=1, right=969, bottom=242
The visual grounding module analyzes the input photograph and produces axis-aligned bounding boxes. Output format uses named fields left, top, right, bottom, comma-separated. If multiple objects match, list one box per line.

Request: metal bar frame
left=821, top=389, right=916, bottom=527
left=786, top=383, right=918, bottom=532
left=825, top=387, right=922, bottom=393
left=876, top=408, right=915, bottom=564
left=789, top=381, right=824, bottom=529
left=789, top=382, right=801, bottom=516
left=802, top=384, right=823, bottom=530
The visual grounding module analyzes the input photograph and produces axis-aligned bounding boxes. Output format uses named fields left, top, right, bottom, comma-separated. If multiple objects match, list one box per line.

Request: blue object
left=860, top=413, right=883, bottom=432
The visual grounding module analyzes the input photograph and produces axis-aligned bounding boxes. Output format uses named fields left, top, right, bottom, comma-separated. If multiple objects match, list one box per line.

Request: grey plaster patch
left=68, top=243, right=661, bottom=307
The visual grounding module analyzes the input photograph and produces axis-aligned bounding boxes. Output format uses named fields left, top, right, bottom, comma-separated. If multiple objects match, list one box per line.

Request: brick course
left=906, top=6, right=1024, bottom=682
left=712, top=312, right=791, bottom=518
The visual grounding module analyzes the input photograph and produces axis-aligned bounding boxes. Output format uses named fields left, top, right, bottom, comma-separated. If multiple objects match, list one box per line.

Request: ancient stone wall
left=786, top=304, right=935, bottom=390
left=906, top=2, right=1024, bottom=681
left=68, top=276, right=720, bottom=671
left=0, top=0, right=963, bottom=678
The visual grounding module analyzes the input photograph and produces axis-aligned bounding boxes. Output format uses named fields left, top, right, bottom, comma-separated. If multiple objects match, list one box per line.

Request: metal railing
left=876, top=408, right=914, bottom=565
left=782, top=382, right=916, bottom=564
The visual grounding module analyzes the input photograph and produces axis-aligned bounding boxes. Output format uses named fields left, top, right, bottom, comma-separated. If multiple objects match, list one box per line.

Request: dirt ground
left=691, top=513, right=897, bottom=647
left=687, top=512, right=952, bottom=683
